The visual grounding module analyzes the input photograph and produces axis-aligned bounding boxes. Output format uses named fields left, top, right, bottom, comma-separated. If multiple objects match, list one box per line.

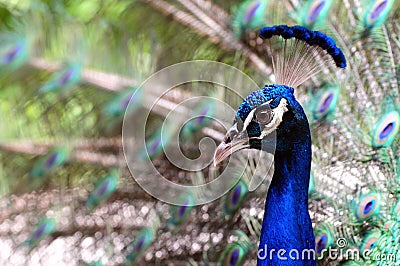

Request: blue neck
left=257, top=129, right=315, bottom=265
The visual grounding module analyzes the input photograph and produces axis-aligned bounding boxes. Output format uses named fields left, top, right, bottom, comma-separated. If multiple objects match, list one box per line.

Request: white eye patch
left=242, top=108, right=257, bottom=132
left=257, top=98, right=288, bottom=139
left=241, top=99, right=274, bottom=132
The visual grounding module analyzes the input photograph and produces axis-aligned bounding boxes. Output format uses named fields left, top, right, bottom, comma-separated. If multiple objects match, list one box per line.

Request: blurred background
left=0, top=0, right=399, bottom=265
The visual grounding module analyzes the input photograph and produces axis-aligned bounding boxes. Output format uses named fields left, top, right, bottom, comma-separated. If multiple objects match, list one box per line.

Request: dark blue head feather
left=259, top=25, right=346, bottom=68
left=236, top=84, right=309, bottom=152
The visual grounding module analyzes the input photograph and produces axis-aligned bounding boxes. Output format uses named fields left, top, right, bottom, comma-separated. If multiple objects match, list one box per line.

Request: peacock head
left=214, top=84, right=309, bottom=166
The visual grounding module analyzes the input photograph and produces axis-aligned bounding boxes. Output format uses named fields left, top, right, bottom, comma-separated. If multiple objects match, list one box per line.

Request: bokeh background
left=0, top=0, right=399, bottom=265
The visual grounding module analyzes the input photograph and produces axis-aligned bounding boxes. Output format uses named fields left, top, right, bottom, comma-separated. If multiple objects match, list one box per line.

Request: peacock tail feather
left=125, top=226, right=156, bottom=264
left=292, top=0, right=334, bottom=29
left=38, top=62, right=82, bottom=94
left=25, top=217, right=56, bottom=248
left=181, top=98, right=216, bottom=141
left=166, top=192, right=195, bottom=228
left=222, top=179, right=248, bottom=217
left=231, top=0, right=269, bottom=38
left=0, top=34, right=29, bottom=75
left=29, top=146, right=69, bottom=179
left=308, top=84, right=340, bottom=123
left=1, top=0, right=400, bottom=265
left=102, top=87, right=142, bottom=119
left=126, top=211, right=160, bottom=263
left=85, top=169, right=119, bottom=212
left=218, top=241, right=247, bottom=266
left=85, top=261, right=103, bottom=266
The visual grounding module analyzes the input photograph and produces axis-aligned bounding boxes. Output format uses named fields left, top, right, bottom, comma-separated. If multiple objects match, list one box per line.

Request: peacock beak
left=213, top=127, right=249, bottom=167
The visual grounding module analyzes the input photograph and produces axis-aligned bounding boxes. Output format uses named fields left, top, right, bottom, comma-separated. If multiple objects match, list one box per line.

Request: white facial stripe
left=258, top=98, right=288, bottom=139
left=243, top=99, right=274, bottom=131
left=242, top=108, right=257, bottom=132
left=257, top=99, right=274, bottom=109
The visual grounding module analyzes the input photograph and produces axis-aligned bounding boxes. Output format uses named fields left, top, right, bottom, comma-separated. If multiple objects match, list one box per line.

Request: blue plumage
left=222, top=179, right=248, bottom=217
left=254, top=86, right=315, bottom=265
left=214, top=25, right=346, bottom=265
left=219, top=84, right=315, bottom=265
left=259, top=25, right=346, bottom=68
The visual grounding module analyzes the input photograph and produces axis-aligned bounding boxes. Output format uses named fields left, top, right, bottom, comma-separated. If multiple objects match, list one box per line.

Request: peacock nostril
left=224, top=132, right=236, bottom=143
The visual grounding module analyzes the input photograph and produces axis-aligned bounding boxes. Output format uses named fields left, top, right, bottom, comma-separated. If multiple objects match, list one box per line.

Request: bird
left=213, top=24, right=346, bottom=265
left=0, top=0, right=399, bottom=265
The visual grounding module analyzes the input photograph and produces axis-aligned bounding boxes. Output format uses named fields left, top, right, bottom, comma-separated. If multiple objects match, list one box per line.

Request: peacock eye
left=254, top=107, right=273, bottom=124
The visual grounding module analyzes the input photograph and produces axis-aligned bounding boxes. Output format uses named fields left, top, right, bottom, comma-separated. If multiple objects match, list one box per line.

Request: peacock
left=214, top=25, right=347, bottom=265
left=0, top=0, right=399, bottom=265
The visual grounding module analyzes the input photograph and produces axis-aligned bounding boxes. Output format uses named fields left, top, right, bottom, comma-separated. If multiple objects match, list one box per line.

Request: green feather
left=231, top=0, right=269, bottom=38
left=308, top=171, right=315, bottom=195
left=362, top=0, right=396, bottom=31
left=371, top=97, right=399, bottom=148
left=222, top=179, right=248, bottom=217
left=126, top=227, right=156, bottom=264
left=0, top=34, right=29, bottom=75
left=167, top=192, right=195, bottom=227
left=352, top=192, right=382, bottom=222
left=85, top=170, right=119, bottom=211
left=295, top=0, right=334, bottom=29
left=314, top=223, right=335, bottom=257
left=25, top=217, right=56, bottom=247
left=340, top=261, right=364, bottom=266
left=218, top=242, right=247, bottom=266
left=86, top=261, right=102, bottom=266
left=102, top=87, right=142, bottom=119
left=138, top=121, right=178, bottom=160
left=360, top=230, right=381, bottom=256
left=29, top=147, right=69, bottom=178
left=39, top=62, right=82, bottom=94
left=181, top=99, right=215, bottom=140
left=312, top=85, right=340, bottom=121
